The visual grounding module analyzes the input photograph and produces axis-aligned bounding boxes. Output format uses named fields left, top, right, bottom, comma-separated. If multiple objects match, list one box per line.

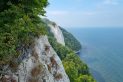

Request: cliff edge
left=0, top=20, right=70, bottom=82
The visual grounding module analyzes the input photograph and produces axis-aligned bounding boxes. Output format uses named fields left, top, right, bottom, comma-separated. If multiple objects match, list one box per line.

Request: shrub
left=50, top=56, right=57, bottom=67
left=45, top=44, right=50, bottom=52
left=31, top=65, right=42, bottom=77
left=54, top=73, right=63, bottom=80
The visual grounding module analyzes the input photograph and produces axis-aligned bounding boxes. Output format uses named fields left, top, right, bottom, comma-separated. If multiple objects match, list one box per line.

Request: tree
left=48, top=33, right=96, bottom=82
left=76, top=75, right=96, bottom=82
left=0, top=0, right=49, bottom=16
left=0, top=0, right=48, bottom=64
left=63, top=61, right=78, bottom=82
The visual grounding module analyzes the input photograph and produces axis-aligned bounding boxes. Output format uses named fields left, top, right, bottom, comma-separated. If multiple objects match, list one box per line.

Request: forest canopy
left=0, top=0, right=48, bottom=64
left=0, top=0, right=48, bottom=15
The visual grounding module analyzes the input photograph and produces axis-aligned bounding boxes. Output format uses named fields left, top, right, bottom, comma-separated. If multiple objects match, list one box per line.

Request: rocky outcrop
left=0, top=36, right=69, bottom=82
left=48, top=23, right=65, bottom=46
left=43, top=18, right=65, bottom=46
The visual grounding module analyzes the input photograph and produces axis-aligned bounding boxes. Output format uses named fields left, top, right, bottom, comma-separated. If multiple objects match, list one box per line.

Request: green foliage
left=63, top=53, right=94, bottom=82
left=63, top=60, right=78, bottom=82
left=60, top=27, right=81, bottom=51
left=48, top=34, right=96, bottom=82
left=0, top=0, right=48, bottom=64
left=0, top=0, right=48, bottom=15
left=0, top=1, right=95, bottom=82
left=76, top=75, right=96, bottom=82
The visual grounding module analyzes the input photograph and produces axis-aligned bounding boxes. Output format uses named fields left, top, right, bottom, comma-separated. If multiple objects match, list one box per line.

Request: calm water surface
left=67, top=28, right=123, bottom=82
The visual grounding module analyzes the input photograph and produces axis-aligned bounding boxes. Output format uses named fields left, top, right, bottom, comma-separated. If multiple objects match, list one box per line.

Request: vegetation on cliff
left=0, top=0, right=96, bottom=82
left=60, top=27, right=81, bottom=51
left=48, top=29, right=96, bottom=82
left=0, top=0, right=48, bottom=64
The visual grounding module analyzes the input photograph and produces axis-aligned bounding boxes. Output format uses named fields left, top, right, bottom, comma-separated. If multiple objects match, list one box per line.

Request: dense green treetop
left=60, top=27, right=81, bottom=51
left=0, top=0, right=48, bottom=64
left=0, top=0, right=48, bottom=15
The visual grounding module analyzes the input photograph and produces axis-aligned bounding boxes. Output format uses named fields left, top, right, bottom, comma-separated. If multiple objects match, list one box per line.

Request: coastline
left=90, top=68, right=106, bottom=82
left=75, top=50, right=81, bottom=54
left=79, top=48, right=105, bottom=82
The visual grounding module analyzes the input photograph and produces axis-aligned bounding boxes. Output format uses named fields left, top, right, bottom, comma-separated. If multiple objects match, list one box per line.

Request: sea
left=66, top=28, right=123, bottom=82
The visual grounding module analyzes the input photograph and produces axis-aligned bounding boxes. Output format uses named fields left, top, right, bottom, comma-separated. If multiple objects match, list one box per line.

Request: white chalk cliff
left=48, top=24, right=65, bottom=46
left=0, top=20, right=69, bottom=82
left=43, top=18, right=65, bottom=46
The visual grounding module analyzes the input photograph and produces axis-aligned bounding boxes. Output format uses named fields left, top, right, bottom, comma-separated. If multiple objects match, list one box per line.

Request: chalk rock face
left=49, top=23, right=65, bottom=46
left=48, top=23, right=65, bottom=46
left=42, top=18, right=65, bottom=46
left=0, top=36, right=69, bottom=82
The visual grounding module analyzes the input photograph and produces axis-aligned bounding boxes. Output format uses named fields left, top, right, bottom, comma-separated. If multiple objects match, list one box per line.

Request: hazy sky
left=46, top=0, right=123, bottom=28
